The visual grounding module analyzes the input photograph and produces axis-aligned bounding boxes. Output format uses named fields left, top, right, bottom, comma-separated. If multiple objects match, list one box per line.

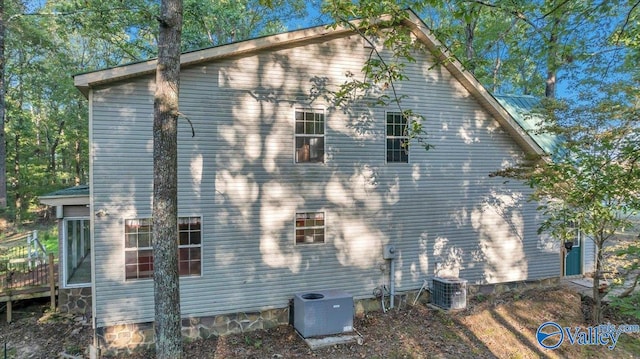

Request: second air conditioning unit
left=431, top=276, right=467, bottom=310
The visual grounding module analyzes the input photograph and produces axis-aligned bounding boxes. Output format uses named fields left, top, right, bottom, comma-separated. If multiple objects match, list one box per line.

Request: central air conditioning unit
left=293, top=289, right=354, bottom=338
left=431, top=277, right=467, bottom=310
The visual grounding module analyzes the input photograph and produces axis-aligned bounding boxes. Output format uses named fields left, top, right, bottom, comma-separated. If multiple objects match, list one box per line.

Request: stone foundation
left=96, top=322, right=155, bottom=354
left=96, top=307, right=290, bottom=355
left=94, top=277, right=560, bottom=355
left=361, top=276, right=561, bottom=313
left=466, top=276, right=560, bottom=297
left=180, top=308, right=289, bottom=340
left=58, top=287, right=92, bottom=315
left=96, top=296, right=423, bottom=355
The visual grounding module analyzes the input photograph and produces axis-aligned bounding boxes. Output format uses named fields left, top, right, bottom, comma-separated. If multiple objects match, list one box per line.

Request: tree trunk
left=592, top=236, right=604, bottom=324
left=74, top=138, right=81, bottom=185
left=464, top=21, right=476, bottom=74
left=0, top=0, right=6, bottom=209
left=48, top=120, right=65, bottom=181
left=153, top=0, right=183, bottom=358
left=545, top=16, right=560, bottom=98
left=491, top=45, right=502, bottom=93
left=13, top=133, right=20, bottom=223
left=545, top=68, right=556, bottom=98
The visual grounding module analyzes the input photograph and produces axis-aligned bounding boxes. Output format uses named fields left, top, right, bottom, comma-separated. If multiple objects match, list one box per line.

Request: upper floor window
left=295, top=109, right=324, bottom=163
left=386, top=112, right=409, bottom=163
left=125, top=216, right=202, bottom=280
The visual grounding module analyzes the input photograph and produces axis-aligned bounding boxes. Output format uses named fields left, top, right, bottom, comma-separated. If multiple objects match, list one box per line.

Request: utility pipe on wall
left=383, top=244, right=397, bottom=309
left=389, top=257, right=395, bottom=309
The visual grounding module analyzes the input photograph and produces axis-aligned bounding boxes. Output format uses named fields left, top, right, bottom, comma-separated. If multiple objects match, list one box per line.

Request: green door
left=564, top=235, right=582, bottom=276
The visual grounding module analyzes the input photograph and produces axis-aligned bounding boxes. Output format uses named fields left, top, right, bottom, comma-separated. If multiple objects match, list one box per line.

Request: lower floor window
left=295, top=212, right=325, bottom=244
left=125, top=217, right=202, bottom=280
left=125, top=219, right=152, bottom=280
left=178, top=217, right=202, bottom=276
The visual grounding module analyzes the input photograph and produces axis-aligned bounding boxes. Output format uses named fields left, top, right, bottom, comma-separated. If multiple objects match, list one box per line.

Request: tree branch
left=618, top=271, right=640, bottom=298
left=7, top=6, right=154, bottom=23
left=540, top=0, right=573, bottom=20
left=332, top=14, right=406, bottom=114
left=615, top=0, right=640, bottom=45
left=177, top=112, right=195, bottom=137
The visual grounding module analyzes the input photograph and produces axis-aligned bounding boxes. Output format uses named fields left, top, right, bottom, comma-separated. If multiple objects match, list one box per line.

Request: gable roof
left=73, top=9, right=545, bottom=157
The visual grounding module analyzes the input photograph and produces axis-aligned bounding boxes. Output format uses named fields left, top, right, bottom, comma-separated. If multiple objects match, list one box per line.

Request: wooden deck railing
left=0, top=232, right=57, bottom=322
left=2, top=254, right=51, bottom=289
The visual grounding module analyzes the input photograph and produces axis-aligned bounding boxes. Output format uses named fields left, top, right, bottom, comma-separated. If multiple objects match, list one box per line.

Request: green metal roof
left=39, top=184, right=89, bottom=206
left=494, top=95, right=560, bottom=156
left=41, top=185, right=89, bottom=198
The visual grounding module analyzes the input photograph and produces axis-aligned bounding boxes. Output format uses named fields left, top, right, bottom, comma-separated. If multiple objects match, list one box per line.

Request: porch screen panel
left=64, top=219, right=91, bottom=286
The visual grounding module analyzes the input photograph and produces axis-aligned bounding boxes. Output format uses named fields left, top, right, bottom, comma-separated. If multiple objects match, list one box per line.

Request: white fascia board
left=39, top=195, right=90, bottom=207
left=74, top=23, right=356, bottom=97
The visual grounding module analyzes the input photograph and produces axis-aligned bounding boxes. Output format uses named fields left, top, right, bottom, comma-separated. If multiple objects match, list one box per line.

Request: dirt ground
left=1, top=286, right=639, bottom=358
left=0, top=299, right=92, bottom=358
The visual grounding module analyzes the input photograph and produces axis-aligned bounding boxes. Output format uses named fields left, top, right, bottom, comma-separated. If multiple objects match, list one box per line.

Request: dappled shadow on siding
left=212, top=35, right=389, bottom=301
left=207, top=31, right=542, bottom=309
left=91, top=31, right=557, bottom=326
left=471, top=188, right=528, bottom=283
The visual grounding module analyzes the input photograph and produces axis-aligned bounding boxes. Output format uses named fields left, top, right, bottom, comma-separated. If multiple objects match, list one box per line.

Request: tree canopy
left=0, top=1, right=638, bottom=354
left=0, top=0, right=307, bottom=221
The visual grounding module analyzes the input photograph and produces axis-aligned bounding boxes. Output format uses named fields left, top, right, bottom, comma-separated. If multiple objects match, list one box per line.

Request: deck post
left=48, top=253, right=55, bottom=311
left=6, top=300, right=11, bottom=323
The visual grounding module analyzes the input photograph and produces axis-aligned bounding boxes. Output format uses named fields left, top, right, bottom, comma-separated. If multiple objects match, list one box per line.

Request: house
left=40, top=9, right=594, bottom=352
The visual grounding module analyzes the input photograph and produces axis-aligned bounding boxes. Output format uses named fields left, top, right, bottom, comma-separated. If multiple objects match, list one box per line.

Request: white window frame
left=124, top=218, right=154, bottom=280
left=124, top=216, right=203, bottom=281
left=62, top=217, right=91, bottom=288
left=385, top=111, right=410, bottom=163
left=295, top=212, right=326, bottom=245
left=177, top=216, right=203, bottom=277
left=569, top=221, right=582, bottom=247
left=294, top=107, right=326, bottom=163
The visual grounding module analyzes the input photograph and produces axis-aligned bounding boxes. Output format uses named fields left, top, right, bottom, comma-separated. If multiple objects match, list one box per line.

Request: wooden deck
left=0, top=253, right=57, bottom=322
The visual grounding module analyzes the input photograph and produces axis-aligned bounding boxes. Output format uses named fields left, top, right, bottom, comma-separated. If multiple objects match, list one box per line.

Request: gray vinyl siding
left=90, top=34, right=559, bottom=327
left=63, top=205, right=89, bottom=218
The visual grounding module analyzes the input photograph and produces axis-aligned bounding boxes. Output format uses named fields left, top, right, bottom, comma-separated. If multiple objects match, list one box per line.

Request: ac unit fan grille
left=431, top=277, right=467, bottom=310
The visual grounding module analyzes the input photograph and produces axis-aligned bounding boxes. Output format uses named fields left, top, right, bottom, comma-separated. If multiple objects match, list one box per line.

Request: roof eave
left=39, top=194, right=90, bottom=207
left=73, top=22, right=359, bottom=99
